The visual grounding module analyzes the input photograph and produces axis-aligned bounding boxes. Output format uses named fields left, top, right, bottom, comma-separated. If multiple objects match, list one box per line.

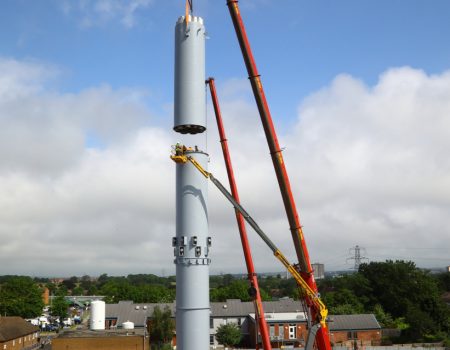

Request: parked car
left=44, top=324, right=58, bottom=332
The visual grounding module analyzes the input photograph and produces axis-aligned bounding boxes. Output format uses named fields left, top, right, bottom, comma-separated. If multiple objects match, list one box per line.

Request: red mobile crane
left=225, top=1, right=332, bottom=349
left=206, top=78, right=272, bottom=350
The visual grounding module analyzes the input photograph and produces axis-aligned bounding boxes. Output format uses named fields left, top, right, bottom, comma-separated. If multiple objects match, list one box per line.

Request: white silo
left=122, top=321, right=134, bottom=330
left=90, top=300, right=105, bottom=330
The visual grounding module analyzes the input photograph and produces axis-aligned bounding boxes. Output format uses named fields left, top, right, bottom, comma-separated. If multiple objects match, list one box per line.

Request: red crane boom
left=226, top=1, right=331, bottom=349
left=206, top=78, right=272, bottom=350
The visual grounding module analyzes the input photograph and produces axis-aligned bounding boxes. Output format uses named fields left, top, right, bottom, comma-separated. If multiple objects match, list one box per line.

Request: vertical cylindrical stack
left=90, top=300, right=105, bottom=330
left=174, top=150, right=210, bottom=350
left=173, top=14, right=209, bottom=350
left=173, top=151, right=211, bottom=350
left=174, top=16, right=206, bottom=134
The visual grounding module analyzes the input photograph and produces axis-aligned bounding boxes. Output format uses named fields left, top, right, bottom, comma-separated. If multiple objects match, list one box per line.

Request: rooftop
left=105, top=298, right=305, bottom=326
left=249, top=312, right=307, bottom=323
left=105, top=299, right=380, bottom=331
left=0, top=317, right=39, bottom=342
left=329, top=314, right=381, bottom=331
left=56, top=328, right=146, bottom=338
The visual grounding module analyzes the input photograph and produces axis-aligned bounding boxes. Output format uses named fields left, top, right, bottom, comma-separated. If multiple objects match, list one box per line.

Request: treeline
left=1, top=261, right=449, bottom=344
left=28, top=273, right=296, bottom=304
left=318, top=261, right=450, bottom=343
left=0, top=272, right=303, bottom=304
left=210, top=274, right=297, bottom=302
left=44, top=274, right=176, bottom=304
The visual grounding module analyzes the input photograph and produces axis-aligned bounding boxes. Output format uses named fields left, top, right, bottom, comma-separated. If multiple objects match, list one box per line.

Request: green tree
left=222, top=274, right=235, bottom=286
left=404, top=304, right=437, bottom=341
left=80, top=275, right=93, bottom=291
left=150, top=306, right=174, bottom=347
left=211, top=280, right=255, bottom=302
left=97, top=273, right=109, bottom=288
left=34, top=277, right=50, bottom=283
left=99, top=278, right=133, bottom=303
left=436, top=272, right=450, bottom=292
left=46, top=282, right=57, bottom=295
left=0, top=276, right=44, bottom=318
left=87, top=284, right=99, bottom=295
left=359, top=260, right=449, bottom=334
left=51, top=295, right=69, bottom=319
left=322, top=288, right=365, bottom=315
left=72, top=286, right=84, bottom=296
left=359, top=261, right=428, bottom=317
left=318, top=261, right=450, bottom=343
left=319, top=273, right=372, bottom=307
left=135, top=285, right=175, bottom=303
left=127, top=274, right=168, bottom=287
left=210, top=275, right=224, bottom=289
left=62, top=276, right=78, bottom=291
left=215, top=323, right=242, bottom=348
left=279, top=277, right=299, bottom=299
left=55, top=284, right=68, bottom=297
left=372, top=304, right=394, bottom=328
left=259, top=287, right=271, bottom=301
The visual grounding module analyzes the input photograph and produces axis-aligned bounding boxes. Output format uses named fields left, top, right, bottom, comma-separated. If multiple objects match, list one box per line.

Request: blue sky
left=2, top=0, right=450, bottom=125
left=1, top=0, right=449, bottom=276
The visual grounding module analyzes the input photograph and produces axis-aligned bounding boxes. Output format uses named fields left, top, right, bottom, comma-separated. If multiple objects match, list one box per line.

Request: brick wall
left=0, top=332, right=39, bottom=349
left=247, top=321, right=311, bottom=348
left=52, top=336, right=149, bottom=350
left=330, top=330, right=382, bottom=347
left=249, top=323, right=381, bottom=349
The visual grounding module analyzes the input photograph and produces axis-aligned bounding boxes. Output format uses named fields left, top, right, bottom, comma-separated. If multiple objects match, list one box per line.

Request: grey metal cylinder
left=173, top=149, right=210, bottom=350
left=174, top=16, right=206, bottom=134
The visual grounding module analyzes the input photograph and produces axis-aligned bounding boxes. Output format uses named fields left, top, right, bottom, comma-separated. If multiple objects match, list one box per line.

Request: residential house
left=0, top=317, right=40, bottom=350
left=328, top=314, right=382, bottom=347
left=210, top=298, right=306, bottom=348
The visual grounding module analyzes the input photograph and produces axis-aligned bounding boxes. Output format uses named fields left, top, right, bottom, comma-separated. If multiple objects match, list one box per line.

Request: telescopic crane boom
left=225, top=2, right=331, bottom=349
left=206, top=78, right=272, bottom=350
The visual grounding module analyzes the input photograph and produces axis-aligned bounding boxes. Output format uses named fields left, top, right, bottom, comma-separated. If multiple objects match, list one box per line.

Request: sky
left=0, top=0, right=449, bottom=277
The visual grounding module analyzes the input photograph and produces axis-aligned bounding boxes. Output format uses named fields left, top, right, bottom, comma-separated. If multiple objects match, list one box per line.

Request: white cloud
left=0, top=58, right=172, bottom=276
left=0, top=58, right=151, bottom=176
left=62, top=0, right=153, bottom=29
left=0, top=58, right=57, bottom=100
left=0, top=59, right=449, bottom=276
left=283, top=67, right=450, bottom=269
